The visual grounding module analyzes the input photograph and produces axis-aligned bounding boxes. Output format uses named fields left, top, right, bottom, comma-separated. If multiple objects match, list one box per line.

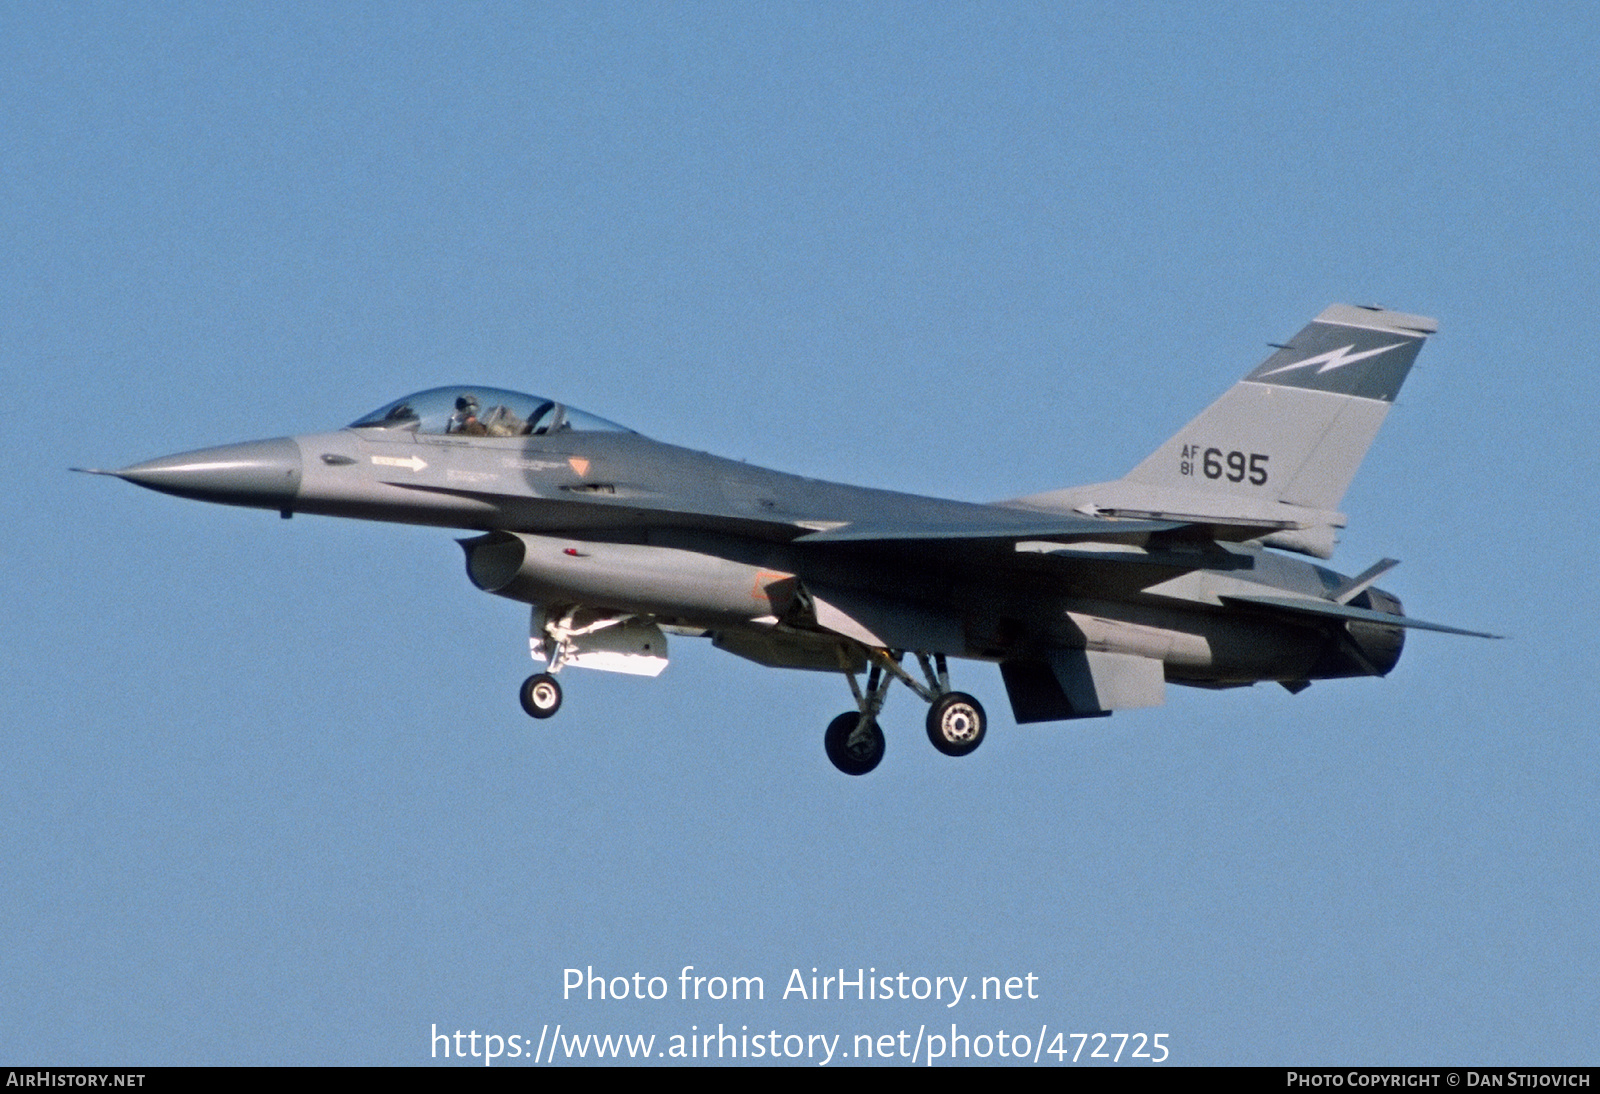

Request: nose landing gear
left=519, top=672, right=563, bottom=719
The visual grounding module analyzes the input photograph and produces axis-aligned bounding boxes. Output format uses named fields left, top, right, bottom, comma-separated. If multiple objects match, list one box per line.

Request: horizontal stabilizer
left=1220, top=594, right=1502, bottom=639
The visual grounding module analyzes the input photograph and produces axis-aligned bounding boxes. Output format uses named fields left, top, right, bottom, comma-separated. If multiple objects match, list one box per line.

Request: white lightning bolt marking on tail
left=1261, top=341, right=1405, bottom=377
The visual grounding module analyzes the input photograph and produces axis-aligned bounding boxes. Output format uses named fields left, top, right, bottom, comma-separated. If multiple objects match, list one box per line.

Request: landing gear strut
left=823, top=655, right=894, bottom=775
left=823, top=649, right=987, bottom=775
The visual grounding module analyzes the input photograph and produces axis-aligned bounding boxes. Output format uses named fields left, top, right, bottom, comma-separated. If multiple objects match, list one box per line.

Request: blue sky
left=4, top=2, right=1596, bottom=1065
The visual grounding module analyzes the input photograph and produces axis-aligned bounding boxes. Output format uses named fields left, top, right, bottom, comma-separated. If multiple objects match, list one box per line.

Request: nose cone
left=113, top=437, right=303, bottom=510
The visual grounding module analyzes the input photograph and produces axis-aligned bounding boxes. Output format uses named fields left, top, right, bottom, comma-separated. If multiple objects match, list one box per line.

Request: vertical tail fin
left=1123, top=303, right=1435, bottom=511
left=1011, top=304, right=1437, bottom=558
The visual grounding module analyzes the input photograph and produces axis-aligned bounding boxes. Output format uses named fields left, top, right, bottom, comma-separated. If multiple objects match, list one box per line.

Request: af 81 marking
left=1178, top=444, right=1269, bottom=485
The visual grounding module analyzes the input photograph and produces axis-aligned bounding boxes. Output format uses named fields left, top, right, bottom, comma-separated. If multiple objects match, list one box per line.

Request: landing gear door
left=531, top=605, right=670, bottom=677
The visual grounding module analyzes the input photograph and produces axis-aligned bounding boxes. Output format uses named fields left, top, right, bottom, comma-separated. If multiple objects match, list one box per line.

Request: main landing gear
left=824, top=711, right=885, bottom=776
left=824, top=650, right=987, bottom=776
left=926, top=690, right=986, bottom=757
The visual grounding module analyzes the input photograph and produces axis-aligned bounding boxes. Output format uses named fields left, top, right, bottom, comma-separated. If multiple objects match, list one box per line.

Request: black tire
left=925, top=692, right=986, bottom=757
left=519, top=673, right=563, bottom=719
left=824, top=711, right=885, bottom=776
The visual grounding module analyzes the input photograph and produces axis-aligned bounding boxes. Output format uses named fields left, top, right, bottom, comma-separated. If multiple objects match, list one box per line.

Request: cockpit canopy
left=348, top=386, right=632, bottom=437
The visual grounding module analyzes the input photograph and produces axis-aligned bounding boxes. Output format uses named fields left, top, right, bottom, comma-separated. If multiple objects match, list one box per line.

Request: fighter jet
left=83, top=304, right=1496, bottom=775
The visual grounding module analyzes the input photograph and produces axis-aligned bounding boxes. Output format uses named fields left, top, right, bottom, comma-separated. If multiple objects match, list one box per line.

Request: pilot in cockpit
left=449, top=394, right=485, bottom=435
left=349, top=387, right=632, bottom=437
left=479, top=403, right=529, bottom=436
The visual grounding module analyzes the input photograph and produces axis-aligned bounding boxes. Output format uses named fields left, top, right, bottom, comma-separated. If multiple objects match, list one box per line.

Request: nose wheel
left=519, top=672, right=563, bottom=719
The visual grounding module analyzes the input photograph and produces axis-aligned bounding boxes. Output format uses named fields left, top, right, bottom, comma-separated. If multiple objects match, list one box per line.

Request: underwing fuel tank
left=461, top=531, right=797, bottom=623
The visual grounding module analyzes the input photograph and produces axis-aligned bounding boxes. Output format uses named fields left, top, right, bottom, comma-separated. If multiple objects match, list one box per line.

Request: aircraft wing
left=791, top=515, right=1183, bottom=544
left=1219, top=593, right=1503, bottom=638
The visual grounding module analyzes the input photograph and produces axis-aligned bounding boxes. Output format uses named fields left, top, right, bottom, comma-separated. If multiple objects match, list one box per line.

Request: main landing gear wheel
left=926, top=691, right=987, bottom=757
left=824, top=712, right=886, bottom=776
left=519, top=673, right=563, bottom=719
